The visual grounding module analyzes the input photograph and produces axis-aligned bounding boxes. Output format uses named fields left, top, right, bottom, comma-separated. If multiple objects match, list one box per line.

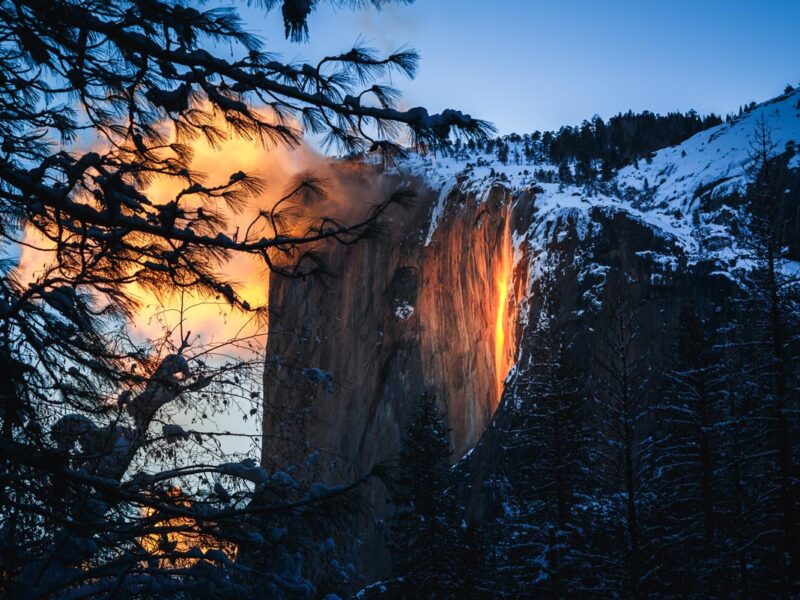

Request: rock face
left=456, top=206, right=736, bottom=518
left=261, top=172, right=525, bottom=578
left=262, top=178, right=521, bottom=469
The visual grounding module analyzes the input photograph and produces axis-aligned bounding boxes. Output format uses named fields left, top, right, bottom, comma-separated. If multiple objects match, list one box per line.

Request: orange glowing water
left=493, top=214, right=514, bottom=405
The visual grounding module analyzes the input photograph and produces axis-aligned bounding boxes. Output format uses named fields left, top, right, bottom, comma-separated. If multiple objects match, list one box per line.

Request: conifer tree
left=732, top=121, right=800, bottom=594
left=0, top=1, right=492, bottom=595
left=386, top=393, right=458, bottom=598
left=588, top=279, right=658, bottom=598
left=497, top=141, right=509, bottom=164
left=451, top=519, right=494, bottom=599
left=714, top=297, right=766, bottom=597
left=492, top=261, right=594, bottom=597
left=651, top=304, right=726, bottom=595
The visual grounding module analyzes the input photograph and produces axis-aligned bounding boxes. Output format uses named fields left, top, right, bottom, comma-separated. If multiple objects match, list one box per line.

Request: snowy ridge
left=616, top=89, right=800, bottom=207
left=424, top=181, right=456, bottom=246
left=397, top=88, right=800, bottom=269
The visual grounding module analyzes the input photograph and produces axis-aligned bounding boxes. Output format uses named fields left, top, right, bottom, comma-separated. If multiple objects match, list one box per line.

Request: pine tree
left=557, top=160, right=573, bottom=184
left=651, top=305, right=727, bottom=595
left=451, top=519, right=494, bottom=599
left=497, top=141, right=509, bottom=164
left=492, top=262, right=595, bottom=597
left=0, top=1, right=492, bottom=595
left=714, top=298, right=766, bottom=598
left=588, top=278, right=658, bottom=598
left=733, top=121, right=800, bottom=594
left=387, top=393, right=459, bottom=598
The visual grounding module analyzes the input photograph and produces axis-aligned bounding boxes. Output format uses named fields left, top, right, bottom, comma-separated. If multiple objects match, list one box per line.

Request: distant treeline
left=457, top=109, right=724, bottom=178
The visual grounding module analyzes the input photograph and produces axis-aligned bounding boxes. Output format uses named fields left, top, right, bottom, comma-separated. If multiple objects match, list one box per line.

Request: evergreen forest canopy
left=374, top=140, right=800, bottom=599
left=458, top=109, right=725, bottom=178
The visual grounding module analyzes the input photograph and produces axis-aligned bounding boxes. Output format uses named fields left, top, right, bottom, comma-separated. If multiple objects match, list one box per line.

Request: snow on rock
left=393, top=301, right=415, bottom=320
left=424, top=181, right=455, bottom=246
left=396, top=88, right=800, bottom=269
left=302, top=367, right=334, bottom=394
left=616, top=89, right=800, bottom=207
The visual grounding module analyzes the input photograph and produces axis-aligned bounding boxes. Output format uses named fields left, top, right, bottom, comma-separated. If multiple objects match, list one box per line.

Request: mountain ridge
left=398, top=86, right=800, bottom=269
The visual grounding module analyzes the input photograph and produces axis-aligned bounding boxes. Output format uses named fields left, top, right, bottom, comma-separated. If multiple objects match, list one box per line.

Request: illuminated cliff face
left=262, top=181, right=523, bottom=466
left=260, top=177, right=525, bottom=580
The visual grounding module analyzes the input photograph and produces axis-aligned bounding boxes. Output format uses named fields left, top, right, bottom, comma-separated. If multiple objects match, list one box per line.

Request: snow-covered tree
left=0, top=0, right=492, bottom=596
left=650, top=304, right=727, bottom=595
left=492, top=260, right=595, bottom=597
left=725, top=121, right=800, bottom=594
left=587, top=277, right=659, bottom=598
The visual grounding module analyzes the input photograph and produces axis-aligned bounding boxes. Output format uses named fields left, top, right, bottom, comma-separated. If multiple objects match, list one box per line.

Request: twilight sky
left=241, top=0, right=800, bottom=135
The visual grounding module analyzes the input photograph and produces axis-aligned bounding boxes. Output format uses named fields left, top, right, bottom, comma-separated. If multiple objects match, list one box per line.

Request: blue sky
left=240, top=1, right=800, bottom=135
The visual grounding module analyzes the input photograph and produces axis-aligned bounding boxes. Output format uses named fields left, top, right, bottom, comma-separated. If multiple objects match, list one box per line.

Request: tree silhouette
left=0, top=1, right=493, bottom=596
left=386, top=393, right=458, bottom=598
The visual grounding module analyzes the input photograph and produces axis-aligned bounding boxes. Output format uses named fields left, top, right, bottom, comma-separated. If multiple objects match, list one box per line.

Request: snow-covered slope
left=616, top=90, right=800, bottom=207
left=397, top=88, right=800, bottom=270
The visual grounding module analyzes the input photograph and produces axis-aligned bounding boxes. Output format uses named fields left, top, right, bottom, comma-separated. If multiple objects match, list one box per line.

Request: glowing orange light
left=493, top=214, right=514, bottom=405
left=13, top=111, right=335, bottom=355
left=139, top=488, right=237, bottom=568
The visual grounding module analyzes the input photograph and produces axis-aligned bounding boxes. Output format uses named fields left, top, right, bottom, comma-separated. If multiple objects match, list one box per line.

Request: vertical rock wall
left=262, top=176, right=519, bottom=470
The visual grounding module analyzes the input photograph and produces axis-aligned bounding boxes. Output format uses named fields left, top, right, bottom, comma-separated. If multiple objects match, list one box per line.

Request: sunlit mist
left=130, top=121, right=324, bottom=353
left=12, top=113, right=366, bottom=358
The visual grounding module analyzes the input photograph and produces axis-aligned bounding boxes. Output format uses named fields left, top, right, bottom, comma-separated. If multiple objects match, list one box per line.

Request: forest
left=469, top=108, right=724, bottom=177
left=361, top=142, right=800, bottom=598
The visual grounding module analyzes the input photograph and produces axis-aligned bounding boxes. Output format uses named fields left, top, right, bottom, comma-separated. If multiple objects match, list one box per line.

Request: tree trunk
left=623, top=368, right=640, bottom=598
left=767, top=246, right=797, bottom=588
left=698, top=382, right=716, bottom=555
